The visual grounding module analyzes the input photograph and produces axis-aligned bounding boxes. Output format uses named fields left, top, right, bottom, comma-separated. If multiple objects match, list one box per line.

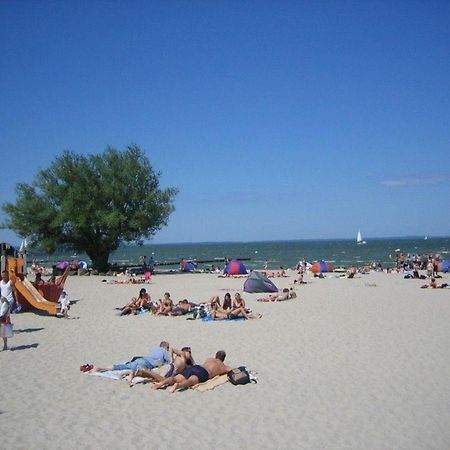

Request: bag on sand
left=227, top=366, right=256, bottom=385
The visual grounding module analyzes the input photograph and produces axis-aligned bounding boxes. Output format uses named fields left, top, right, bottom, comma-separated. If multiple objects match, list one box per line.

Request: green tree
left=2, top=145, right=178, bottom=271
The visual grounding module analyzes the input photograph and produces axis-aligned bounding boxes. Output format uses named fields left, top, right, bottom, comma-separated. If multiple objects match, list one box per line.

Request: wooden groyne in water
left=108, top=257, right=252, bottom=272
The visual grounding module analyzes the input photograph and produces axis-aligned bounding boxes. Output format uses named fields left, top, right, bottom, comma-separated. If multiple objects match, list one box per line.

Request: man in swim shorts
left=134, top=346, right=194, bottom=385
left=152, top=350, right=232, bottom=393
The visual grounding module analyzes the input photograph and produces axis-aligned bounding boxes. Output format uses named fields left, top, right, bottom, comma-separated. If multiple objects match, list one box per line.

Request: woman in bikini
left=230, top=293, right=249, bottom=319
left=120, top=288, right=153, bottom=315
left=156, top=292, right=173, bottom=315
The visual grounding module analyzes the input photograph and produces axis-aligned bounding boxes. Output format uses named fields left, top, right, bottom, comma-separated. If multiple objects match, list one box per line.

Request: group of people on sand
left=118, top=289, right=262, bottom=320
left=118, top=290, right=198, bottom=316
left=420, top=278, right=449, bottom=289
left=89, top=341, right=232, bottom=393
left=208, top=292, right=262, bottom=319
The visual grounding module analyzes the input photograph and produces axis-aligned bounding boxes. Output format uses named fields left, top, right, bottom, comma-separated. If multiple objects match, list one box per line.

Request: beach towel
left=202, top=316, right=245, bottom=322
left=86, top=364, right=169, bottom=385
left=87, top=369, right=231, bottom=392
left=191, top=374, right=229, bottom=392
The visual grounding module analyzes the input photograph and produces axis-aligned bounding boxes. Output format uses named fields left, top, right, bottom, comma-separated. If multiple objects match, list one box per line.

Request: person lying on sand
left=420, top=278, right=449, bottom=289
left=169, top=299, right=197, bottom=316
left=257, top=288, right=297, bottom=302
left=135, top=346, right=194, bottom=385
left=89, top=341, right=171, bottom=383
left=152, top=350, right=232, bottom=393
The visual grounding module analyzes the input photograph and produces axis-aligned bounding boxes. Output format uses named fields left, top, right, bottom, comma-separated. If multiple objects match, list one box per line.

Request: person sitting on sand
left=210, top=293, right=232, bottom=312
left=156, top=292, right=173, bottom=315
left=257, top=288, right=296, bottom=302
left=152, top=350, right=232, bottom=393
left=210, top=300, right=230, bottom=320
left=230, top=293, right=249, bottom=319
left=89, top=341, right=171, bottom=383
left=119, top=288, right=153, bottom=315
left=135, top=346, right=195, bottom=385
left=294, top=273, right=306, bottom=284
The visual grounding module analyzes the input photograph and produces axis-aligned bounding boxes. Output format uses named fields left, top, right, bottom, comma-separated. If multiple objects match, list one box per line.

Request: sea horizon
left=23, top=235, right=450, bottom=272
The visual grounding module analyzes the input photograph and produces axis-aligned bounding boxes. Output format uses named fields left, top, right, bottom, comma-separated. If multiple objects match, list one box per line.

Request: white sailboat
left=356, top=230, right=367, bottom=245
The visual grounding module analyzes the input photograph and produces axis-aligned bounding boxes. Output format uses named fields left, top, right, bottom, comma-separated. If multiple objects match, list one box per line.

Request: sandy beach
left=1, top=269, right=450, bottom=450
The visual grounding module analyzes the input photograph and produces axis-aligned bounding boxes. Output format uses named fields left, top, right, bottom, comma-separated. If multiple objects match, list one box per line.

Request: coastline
left=2, top=270, right=450, bottom=449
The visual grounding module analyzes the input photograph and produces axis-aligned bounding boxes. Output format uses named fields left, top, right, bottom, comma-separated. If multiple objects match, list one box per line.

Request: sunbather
left=135, top=346, right=194, bottom=385
left=209, top=293, right=232, bottom=319
left=230, top=293, right=249, bottom=319
left=156, top=292, right=173, bottom=315
left=257, top=288, right=297, bottom=302
left=152, top=350, right=232, bottom=393
left=119, top=288, right=154, bottom=315
left=89, top=341, right=171, bottom=383
left=169, top=299, right=197, bottom=316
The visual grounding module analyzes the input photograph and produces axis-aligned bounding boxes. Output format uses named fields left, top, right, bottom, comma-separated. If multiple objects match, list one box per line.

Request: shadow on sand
left=10, top=343, right=39, bottom=351
left=14, top=327, right=45, bottom=334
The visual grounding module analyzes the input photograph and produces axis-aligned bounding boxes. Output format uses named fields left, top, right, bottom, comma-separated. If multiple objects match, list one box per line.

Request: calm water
left=29, top=236, right=450, bottom=270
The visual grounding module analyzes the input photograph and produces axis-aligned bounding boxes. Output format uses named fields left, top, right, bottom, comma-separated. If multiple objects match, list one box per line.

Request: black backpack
left=227, top=366, right=256, bottom=385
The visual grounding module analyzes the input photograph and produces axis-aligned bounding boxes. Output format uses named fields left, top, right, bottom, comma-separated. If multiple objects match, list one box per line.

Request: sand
left=1, top=270, right=450, bottom=449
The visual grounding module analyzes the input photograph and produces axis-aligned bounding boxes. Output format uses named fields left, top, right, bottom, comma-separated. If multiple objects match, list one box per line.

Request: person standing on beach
left=1, top=270, right=18, bottom=312
left=148, top=256, right=154, bottom=275
left=0, top=296, right=13, bottom=350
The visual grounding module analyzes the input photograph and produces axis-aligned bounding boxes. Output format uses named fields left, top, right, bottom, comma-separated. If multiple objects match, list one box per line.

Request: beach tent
left=243, top=271, right=278, bottom=293
left=56, top=260, right=69, bottom=270
left=438, top=260, right=449, bottom=273
left=224, top=259, right=248, bottom=275
left=181, top=261, right=196, bottom=272
left=310, top=260, right=334, bottom=273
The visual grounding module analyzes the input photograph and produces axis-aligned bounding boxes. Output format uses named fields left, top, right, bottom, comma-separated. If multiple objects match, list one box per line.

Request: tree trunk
left=87, top=250, right=110, bottom=272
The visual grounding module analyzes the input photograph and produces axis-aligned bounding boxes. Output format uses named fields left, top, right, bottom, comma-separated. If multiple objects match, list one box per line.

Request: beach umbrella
left=224, top=259, right=248, bottom=275
left=310, top=260, right=334, bottom=273
left=56, top=260, right=69, bottom=270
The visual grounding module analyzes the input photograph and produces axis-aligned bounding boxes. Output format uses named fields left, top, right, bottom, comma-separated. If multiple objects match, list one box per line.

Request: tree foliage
left=2, top=145, right=178, bottom=271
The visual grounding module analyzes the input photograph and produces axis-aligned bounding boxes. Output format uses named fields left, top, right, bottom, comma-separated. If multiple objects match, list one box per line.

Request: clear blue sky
left=1, top=1, right=449, bottom=245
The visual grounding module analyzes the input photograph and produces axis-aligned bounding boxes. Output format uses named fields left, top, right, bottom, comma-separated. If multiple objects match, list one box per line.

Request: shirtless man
left=135, top=346, right=194, bottom=385
left=152, top=350, right=231, bottom=393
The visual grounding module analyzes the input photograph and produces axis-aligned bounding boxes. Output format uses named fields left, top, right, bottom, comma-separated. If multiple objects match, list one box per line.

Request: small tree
left=2, top=145, right=178, bottom=271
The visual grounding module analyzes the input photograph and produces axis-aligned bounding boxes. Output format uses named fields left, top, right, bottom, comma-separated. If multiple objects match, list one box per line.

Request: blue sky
left=1, top=1, right=449, bottom=245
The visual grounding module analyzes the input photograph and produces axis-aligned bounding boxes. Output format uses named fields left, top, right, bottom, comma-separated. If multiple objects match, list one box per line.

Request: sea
left=27, top=236, right=450, bottom=271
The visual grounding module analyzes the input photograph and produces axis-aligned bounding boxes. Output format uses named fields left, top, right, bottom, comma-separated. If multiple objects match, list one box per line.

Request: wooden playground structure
left=1, top=242, right=69, bottom=316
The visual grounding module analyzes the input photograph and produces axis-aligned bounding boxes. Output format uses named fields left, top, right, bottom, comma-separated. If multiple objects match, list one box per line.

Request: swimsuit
left=181, top=365, right=209, bottom=383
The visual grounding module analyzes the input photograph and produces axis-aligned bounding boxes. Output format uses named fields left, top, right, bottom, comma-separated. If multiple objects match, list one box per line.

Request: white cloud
left=381, top=175, right=448, bottom=187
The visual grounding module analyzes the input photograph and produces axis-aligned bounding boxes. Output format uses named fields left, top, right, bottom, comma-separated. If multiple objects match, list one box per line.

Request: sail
left=357, top=230, right=362, bottom=243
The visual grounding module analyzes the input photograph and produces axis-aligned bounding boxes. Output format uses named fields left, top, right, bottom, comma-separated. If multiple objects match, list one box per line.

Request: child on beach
left=58, top=291, right=70, bottom=318
left=0, top=296, right=13, bottom=350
